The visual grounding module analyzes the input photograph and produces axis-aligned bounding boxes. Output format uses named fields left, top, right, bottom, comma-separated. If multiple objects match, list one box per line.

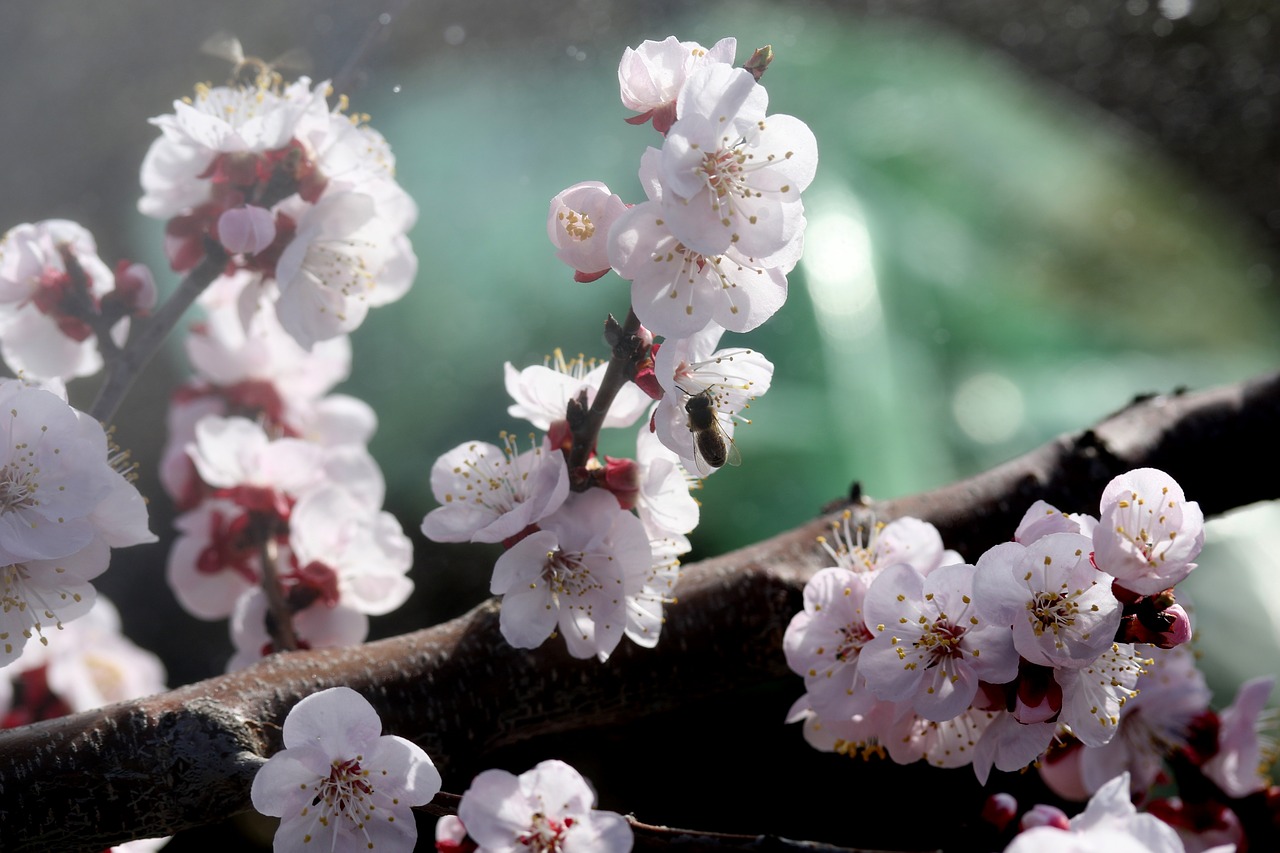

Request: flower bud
left=1020, top=804, right=1070, bottom=831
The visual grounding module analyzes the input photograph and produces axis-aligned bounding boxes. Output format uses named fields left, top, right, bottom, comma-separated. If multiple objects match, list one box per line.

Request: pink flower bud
left=217, top=205, right=277, bottom=255
left=981, top=793, right=1019, bottom=833
left=1020, top=804, right=1070, bottom=831
left=108, top=260, right=158, bottom=315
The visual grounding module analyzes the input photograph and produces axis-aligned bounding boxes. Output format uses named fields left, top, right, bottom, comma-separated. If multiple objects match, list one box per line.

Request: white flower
left=1093, top=468, right=1204, bottom=595
left=1074, top=644, right=1211, bottom=796
left=659, top=63, right=816, bottom=265
left=860, top=563, right=1020, bottom=722
left=547, top=182, right=627, bottom=282
left=186, top=415, right=326, bottom=512
left=1057, top=643, right=1150, bottom=748
left=288, top=485, right=413, bottom=617
left=633, top=420, right=698, bottom=540
left=0, top=220, right=125, bottom=381
left=651, top=324, right=773, bottom=476
left=618, top=36, right=736, bottom=132
left=610, top=147, right=792, bottom=339
left=251, top=686, right=441, bottom=853
left=457, top=759, right=632, bottom=853
left=272, top=192, right=412, bottom=350
left=1016, top=499, right=1097, bottom=544
left=490, top=490, right=651, bottom=661
left=1005, top=773, right=1192, bottom=853
left=783, top=567, right=877, bottom=720
left=624, top=530, right=686, bottom=650
left=166, top=498, right=260, bottom=621
left=1203, top=676, right=1276, bottom=798
left=816, top=510, right=960, bottom=580
left=503, top=350, right=650, bottom=432
left=974, top=534, right=1122, bottom=669
left=421, top=435, right=570, bottom=545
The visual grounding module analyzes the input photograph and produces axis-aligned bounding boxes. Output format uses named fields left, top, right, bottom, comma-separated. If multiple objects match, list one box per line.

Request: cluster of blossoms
left=139, top=65, right=416, bottom=350
left=0, top=378, right=156, bottom=667
left=252, top=686, right=632, bottom=853
left=142, top=66, right=418, bottom=667
left=0, top=220, right=156, bottom=382
left=785, top=468, right=1276, bottom=851
left=422, top=36, right=816, bottom=662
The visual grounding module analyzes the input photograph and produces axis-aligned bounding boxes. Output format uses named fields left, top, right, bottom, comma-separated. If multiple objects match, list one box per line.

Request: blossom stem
left=89, top=240, right=227, bottom=423
left=567, top=308, right=643, bottom=489
left=256, top=520, right=299, bottom=653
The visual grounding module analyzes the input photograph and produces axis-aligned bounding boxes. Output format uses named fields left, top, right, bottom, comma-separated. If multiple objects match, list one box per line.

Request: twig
left=88, top=244, right=227, bottom=423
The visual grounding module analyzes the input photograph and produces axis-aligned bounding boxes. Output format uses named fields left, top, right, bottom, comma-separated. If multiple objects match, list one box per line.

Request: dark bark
left=1, top=370, right=1276, bottom=852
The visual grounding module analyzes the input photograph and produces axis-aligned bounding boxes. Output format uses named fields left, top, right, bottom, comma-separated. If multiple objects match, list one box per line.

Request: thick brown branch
left=2, top=370, right=1277, bottom=851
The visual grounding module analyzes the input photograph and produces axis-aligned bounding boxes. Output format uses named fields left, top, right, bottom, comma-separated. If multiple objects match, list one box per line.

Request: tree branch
left=3, top=369, right=1277, bottom=851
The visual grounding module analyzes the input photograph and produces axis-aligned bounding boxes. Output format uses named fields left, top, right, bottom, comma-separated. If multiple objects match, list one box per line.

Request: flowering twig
left=89, top=241, right=228, bottom=423
left=2, top=370, right=1277, bottom=851
left=566, top=308, right=645, bottom=487
left=255, top=520, right=299, bottom=652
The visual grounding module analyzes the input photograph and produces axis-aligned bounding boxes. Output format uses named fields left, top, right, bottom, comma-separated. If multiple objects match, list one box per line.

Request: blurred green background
left=2, top=0, right=1279, bottom=847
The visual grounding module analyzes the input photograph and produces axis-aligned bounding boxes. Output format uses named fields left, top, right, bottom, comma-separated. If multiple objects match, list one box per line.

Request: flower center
left=518, top=812, right=575, bottom=852
left=916, top=618, right=965, bottom=667
left=0, top=457, right=42, bottom=514
left=835, top=621, right=874, bottom=662
left=543, top=549, right=602, bottom=599
left=309, top=756, right=375, bottom=829
left=558, top=209, right=595, bottom=241
left=1028, top=590, right=1081, bottom=637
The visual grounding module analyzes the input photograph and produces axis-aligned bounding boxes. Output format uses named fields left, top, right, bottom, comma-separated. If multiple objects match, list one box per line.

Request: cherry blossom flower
left=1004, top=773, right=1197, bottom=853
left=784, top=567, right=877, bottom=720
left=435, top=815, right=473, bottom=853
left=490, top=490, right=652, bottom=661
left=251, top=686, right=441, bottom=853
left=610, top=149, right=792, bottom=338
left=860, top=562, right=1020, bottom=722
left=658, top=63, right=816, bottom=265
left=503, top=350, right=650, bottom=432
left=421, top=434, right=570, bottom=544
left=618, top=36, right=736, bottom=133
left=1202, top=676, right=1275, bottom=798
left=457, top=759, right=632, bottom=853
left=186, top=415, right=326, bottom=514
left=288, top=485, right=413, bottom=617
left=972, top=711, right=1058, bottom=785
left=816, top=510, right=960, bottom=580
left=974, top=533, right=1122, bottom=669
left=0, top=220, right=127, bottom=380
left=651, top=324, right=773, bottom=475
left=548, top=182, right=627, bottom=282
left=1093, top=468, right=1204, bottom=596
left=1056, top=642, right=1150, bottom=749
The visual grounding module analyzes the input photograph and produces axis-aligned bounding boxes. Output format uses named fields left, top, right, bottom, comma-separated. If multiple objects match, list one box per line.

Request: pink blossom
left=251, top=686, right=441, bottom=853
left=547, top=182, right=627, bottom=282
left=1093, top=468, right=1204, bottom=595
left=784, top=568, right=876, bottom=720
left=457, top=759, right=632, bottom=853
left=860, top=563, right=1020, bottom=722
left=503, top=350, right=650, bottom=432
left=421, top=435, right=570, bottom=544
left=1202, top=676, right=1275, bottom=798
left=227, top=588, right=367, bottom=670
left=489, top=490, right=651, bottom=661
left=618, top=36, right=736, bottom=133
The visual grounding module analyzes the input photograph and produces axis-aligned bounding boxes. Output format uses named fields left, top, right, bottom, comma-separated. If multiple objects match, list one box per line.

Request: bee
left=201, top=31, right=312, bottom=88
left=684, top=388, right=741, bottom=476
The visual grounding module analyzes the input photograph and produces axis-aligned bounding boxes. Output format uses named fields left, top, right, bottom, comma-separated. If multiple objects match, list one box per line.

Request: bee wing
left=691, top=447, right=715, bottom=479
left=723, top=435, right=742, bottom=467
left=201, top=31, right=246, bottom=64
left=269, top=47, right=314, bottom=74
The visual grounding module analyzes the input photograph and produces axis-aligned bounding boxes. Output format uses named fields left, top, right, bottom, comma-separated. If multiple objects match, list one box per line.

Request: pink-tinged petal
left=250, top=752, right=321, bottom=817
left=458, top=769, right=529, bottom=845
left=972, top=541, right=1029, bottom=625
left=491, top=530, right=558, bottom=595
left=365, top=734, right=442, bottom=806
left=499, top=583, right=559, bottom=650
left=563, top=811, right=634, bottom=853
left=281, top=686, right=383, bottom=753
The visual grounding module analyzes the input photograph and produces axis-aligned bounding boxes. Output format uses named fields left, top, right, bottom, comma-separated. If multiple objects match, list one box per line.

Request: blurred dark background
left=2, top=0, right=1279, bottom=849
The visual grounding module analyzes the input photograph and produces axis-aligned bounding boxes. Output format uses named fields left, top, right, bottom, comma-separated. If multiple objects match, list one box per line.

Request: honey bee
left=201, top=31, right=312, bottom=87
left=684, top=388, right=741, bottom=476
